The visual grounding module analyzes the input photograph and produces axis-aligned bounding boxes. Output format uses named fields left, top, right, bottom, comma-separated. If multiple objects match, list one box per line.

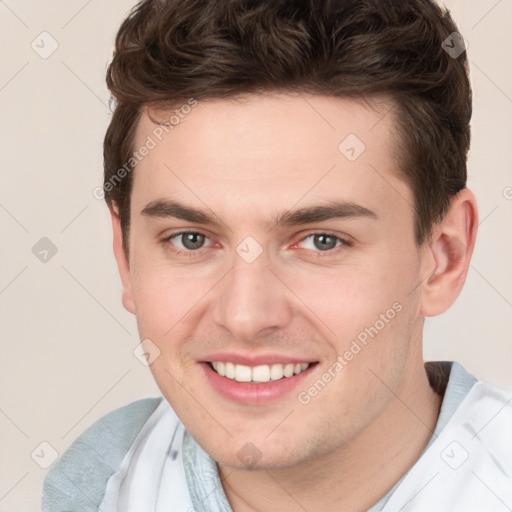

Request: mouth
left=201, top=357, right=319, bottom=405
left=208, top=361, right=312, bottom=383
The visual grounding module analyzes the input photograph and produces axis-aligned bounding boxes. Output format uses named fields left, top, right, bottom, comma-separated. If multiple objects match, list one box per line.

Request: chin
left=210, top=442, right=308, bottom=472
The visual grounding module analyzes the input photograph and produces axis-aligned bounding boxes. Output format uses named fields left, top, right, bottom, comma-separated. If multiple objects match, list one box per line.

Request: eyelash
left=161, top=230, right=352, bottom=259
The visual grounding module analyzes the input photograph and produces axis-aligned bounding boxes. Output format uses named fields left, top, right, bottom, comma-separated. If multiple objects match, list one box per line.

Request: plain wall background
left=0, top=1, right=510, bottom=510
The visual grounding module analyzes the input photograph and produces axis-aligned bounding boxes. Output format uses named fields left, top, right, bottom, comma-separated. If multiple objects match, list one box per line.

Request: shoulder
left=468, top=378, right=512, bottom=427
left=448, top=360, right=512, bottom=416
left=42, top=396, right=164, bottom=512
left=380, top=368, right=512, bottom=510
left=445, top=362, right=512, bottom=434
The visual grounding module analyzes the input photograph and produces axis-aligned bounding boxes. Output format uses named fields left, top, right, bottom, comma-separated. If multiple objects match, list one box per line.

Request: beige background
left=0, top=1, right=511, bottom=510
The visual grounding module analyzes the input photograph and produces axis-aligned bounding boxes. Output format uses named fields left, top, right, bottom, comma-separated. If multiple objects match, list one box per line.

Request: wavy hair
left=103, top=0, right=472, bottom=256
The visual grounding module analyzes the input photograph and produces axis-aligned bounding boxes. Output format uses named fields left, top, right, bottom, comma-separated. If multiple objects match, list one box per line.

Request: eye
left=162, top=230, right=350, bottom=259
left=166, top=231, right=211, bottom=252
left=296, top=232, right=350, bottom=254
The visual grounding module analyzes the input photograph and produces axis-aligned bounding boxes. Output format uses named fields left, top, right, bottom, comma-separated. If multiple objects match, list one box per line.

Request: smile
left=209, top=361, right=310, bottom=383
left=202, top=359, right=318, bottom=405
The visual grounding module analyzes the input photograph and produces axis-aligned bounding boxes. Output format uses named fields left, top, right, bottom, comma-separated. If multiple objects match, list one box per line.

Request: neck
left=220, top=362, right=443, bottom=512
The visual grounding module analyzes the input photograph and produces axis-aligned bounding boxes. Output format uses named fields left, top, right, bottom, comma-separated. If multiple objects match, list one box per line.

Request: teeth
left=216, top=361, right=226, bottom=377
left=210, top=362, right=311, bottom=382
left=270, top=364, right=284, bottom=381
left=234, top=364, right=252, bottom=382
left=252, top=365, right=271, bottom=383
left=226, top=362, right=235, bottom=379
left=283, top=363, right=295, bottom=377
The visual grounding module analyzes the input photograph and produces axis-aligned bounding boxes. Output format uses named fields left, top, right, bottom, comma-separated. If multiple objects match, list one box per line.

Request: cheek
left=130, top=258, right=209, bottom=337
left=284, top=265, right=410, bottom=337
left=131, top=276, right=178, bottom=338
left=280, top=245, right=421, bottom=367
left=129, top=261, right=224, bottom=392
left=130, top=235, right=421, bottom=349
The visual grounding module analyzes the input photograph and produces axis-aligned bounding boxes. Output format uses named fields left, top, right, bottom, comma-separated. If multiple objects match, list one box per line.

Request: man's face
left=120, top=93, right=432, bottom=469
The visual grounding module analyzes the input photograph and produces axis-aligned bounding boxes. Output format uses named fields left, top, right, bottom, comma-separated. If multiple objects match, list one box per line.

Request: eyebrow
left=140, top=198, right=378, bottom=228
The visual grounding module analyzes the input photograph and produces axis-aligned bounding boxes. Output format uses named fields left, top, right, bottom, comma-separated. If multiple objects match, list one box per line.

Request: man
left=42, top=0, right=512, bottom=510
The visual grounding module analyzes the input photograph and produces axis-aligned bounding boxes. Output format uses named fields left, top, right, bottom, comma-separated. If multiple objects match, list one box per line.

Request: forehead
left=130, top=93, right=412, bottom=227
left=134, top=92, right=397, bottom=163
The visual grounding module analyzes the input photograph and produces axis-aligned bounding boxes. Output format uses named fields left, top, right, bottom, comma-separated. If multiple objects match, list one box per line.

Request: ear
left=110, top=205, right=136, bottom=315
left=420, top=188, right=478, bottom=317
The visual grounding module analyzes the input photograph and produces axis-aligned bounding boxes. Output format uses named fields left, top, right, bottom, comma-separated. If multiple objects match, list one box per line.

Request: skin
left=110, top=92, right=478, bottom=511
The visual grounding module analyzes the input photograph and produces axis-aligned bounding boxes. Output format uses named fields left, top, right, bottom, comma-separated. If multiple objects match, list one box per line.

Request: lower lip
left=201, top=362, right=317, bottom=405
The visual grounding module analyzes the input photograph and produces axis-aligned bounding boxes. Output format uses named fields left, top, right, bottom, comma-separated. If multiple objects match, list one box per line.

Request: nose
left=210, top=249, right=294, bottom=343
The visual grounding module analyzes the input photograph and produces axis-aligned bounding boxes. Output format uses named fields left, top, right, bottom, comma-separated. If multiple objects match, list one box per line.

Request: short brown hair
left=103, top=0, right=472, bottom=257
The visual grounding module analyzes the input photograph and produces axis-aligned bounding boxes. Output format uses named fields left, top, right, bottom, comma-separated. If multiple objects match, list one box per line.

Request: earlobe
left=420, top=188, right=478, bottom=317
left=110, top=205, right=136, bottom=315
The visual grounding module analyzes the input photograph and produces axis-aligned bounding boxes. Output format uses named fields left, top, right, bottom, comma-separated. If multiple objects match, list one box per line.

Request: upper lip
left=200, top=352, right=318, bottom=366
